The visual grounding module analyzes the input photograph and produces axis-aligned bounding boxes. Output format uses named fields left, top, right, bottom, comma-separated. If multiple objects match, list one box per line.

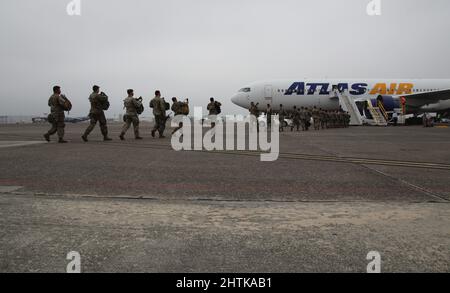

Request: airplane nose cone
left=231, top=94, right=239, bottom=105
left=231, top=93, right=246, bottom=107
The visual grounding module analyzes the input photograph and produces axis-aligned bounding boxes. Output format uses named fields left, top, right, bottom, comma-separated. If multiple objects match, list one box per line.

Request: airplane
left=65, top=116, right=90, bottom=123
left=32, top=116, right=90, bottom=124
left=231, top=79, right=450, bottom=116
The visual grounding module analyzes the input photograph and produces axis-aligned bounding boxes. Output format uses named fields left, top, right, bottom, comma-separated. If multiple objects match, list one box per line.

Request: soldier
left=249, top=102, right=259, bottom=117
left=266, top=104, right=272, bottom=128
left=340, top=111, right=345, bottom=128
left=312, top=106, right=320, bottom=131
left=82, top=85, right=112, bottom=142
left=171, top=97, right=186, bottom=135
left=319, top=108, right=327, bottom=130
left=305, top=107, right=312, bottom=131
left=291, top=106, right=300, bottom=131
left=326, top=110, right=332, bottom=128
left=345, top=112, right=351, bottom=128
left=249, top=102, right=260, bottom=132
left=279, top=104, right=287, bottom=132
left=44, top=86, right=69, bottom=143
left=119, top=89, right=143, bottom=140
left=151, top=90, right=167, bottom=138
left=333, top=111, right=339, bottom=128
left=298, top=107, right=305, bottom=131
left=207, top=97, right=222, bottom=129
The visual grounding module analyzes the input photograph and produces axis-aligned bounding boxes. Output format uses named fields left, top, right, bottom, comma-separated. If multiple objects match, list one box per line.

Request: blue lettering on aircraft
left=285, top=82, right=368, bottom=96
left=350, top=83, right=368, bottom=95
left=286, top=82, right=305, bottom=95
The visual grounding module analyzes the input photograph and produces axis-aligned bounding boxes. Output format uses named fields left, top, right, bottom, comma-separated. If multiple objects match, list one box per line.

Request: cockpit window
left=239, top=88, right=251, bottom=93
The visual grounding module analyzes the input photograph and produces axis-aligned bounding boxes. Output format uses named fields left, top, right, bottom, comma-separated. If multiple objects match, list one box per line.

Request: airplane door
left=264, top=85, right=273, bottom=105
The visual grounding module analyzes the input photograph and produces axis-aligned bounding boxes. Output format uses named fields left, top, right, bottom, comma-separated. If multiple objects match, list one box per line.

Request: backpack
left=61, top=95, right=72, bottom=112
left=215, top=101, right=222, bottom=114
left=101, top=100, right=110, bottom=111
left=99, top=93, right=110, bottom=110
left=181, top=102, right=190, bottom=115
left=136, top=102, right=144, bottom=115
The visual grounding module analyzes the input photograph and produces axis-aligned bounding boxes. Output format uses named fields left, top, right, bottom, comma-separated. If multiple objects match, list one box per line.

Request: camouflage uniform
left=249, top=103, right=260, bottom=132
left=207, top=101, right=221, bottom=115
left=171, top=100, right=185, bottom=134
left=120, top=96, right=142, bottom=139
left=292, top=107, right=301, bottom=131
left=45, top=94, right=66, bottom=141
left=319, top=109, right=327, bottom=129
left=83, top=92, right=109, bottom=140
left=151, top=95, right=167, bottom=138
left=279, top=106, right=287, bottom=132
left=249, top=103, right=259, bottom=117
left=312, top=107, right=320, bottom=130
left=304, top=108, right=312, bottom=131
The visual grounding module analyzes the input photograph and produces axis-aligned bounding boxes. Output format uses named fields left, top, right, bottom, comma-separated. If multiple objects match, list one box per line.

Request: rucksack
left=136, top=102, right=144, bottom=115
left=181, top=103, right=190, bottom=115
left=101, top=100, right=110, bottom=111
left=215, top=101, right=222, bottom=114
left=61, top=95, right=72, bottom=112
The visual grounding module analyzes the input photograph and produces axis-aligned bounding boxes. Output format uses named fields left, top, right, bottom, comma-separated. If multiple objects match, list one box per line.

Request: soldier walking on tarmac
left=150, top=90, right=167, bottom=138
left=279, top=104, right=287, bottom=132
left=119, top=89, right=143, bottom=140
left=207, top=97, right=222, bottom=129
left=82, top=85, right=112, bottom=142
left=44, top=86, right=70, bottom=143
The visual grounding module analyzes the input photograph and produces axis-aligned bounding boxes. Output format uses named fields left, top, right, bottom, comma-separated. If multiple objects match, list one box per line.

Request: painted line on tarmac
left=0, top=141, right=46, bottom=148
left=96, top=141, right=450, bottom=171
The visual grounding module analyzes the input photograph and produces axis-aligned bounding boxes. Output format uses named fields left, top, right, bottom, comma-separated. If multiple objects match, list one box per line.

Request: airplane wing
left=395, top=89, right=450, bottom=109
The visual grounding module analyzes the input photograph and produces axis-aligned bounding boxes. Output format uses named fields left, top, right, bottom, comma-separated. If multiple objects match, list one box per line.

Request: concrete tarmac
left=0, top=122, right=449, bottom=272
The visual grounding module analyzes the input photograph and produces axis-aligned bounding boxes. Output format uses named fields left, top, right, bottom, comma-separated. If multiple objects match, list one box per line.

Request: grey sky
left=1, top=0, right=449, bottom=116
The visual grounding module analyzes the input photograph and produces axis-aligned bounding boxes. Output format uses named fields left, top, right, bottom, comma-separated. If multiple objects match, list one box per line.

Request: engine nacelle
left=371, top=95, right=400, bottom=111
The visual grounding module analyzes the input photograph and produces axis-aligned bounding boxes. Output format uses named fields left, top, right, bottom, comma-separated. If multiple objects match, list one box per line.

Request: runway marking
left=0, top=141, right=46, bottom=148
left=95, top=141, right=450, bottom=171
left=210, top=150, right=450, bottom=171
left=0, top=186, right=23, bottom=193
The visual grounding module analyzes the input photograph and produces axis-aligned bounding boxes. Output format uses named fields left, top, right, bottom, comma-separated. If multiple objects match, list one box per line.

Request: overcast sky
left=1, top=0, right=449, bottom=117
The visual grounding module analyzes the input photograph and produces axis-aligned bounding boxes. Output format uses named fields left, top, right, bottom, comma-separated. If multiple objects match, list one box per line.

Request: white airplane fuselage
left=231, top=79, right=450, bottom=113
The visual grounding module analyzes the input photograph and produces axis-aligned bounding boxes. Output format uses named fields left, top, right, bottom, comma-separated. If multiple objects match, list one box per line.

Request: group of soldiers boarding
left=44, top=85, right=350, bottom=143
left=250, top=103, right=351, bottom=132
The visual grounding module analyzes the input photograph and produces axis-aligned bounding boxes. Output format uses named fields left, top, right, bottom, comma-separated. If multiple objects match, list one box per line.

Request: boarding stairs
left=366, top=100, right=388, bottom=126
left=336, top=91, right=363, bottom=126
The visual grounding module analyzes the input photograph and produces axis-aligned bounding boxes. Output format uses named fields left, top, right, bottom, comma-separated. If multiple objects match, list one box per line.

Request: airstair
left=366, top=100, right=388, bottom=126
left=336, top=91, right=363, bottom=126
